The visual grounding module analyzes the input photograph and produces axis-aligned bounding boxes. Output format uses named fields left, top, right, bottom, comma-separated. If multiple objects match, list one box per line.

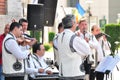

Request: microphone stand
left=114, top=41, right=120, bottom=71
left=104, top=39, right=112, bottom=80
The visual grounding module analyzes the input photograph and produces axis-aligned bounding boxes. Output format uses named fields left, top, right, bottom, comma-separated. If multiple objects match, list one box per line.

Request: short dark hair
left=58, top=22, right=63, bottom=30
left=62, top=14, right=76, bottom=29
left=32, top=43, right=42, bottom=53
left=91, top=25, right=97, bottom=31
left=9, top=22, right=21, bottom=31
left=91, top=26, right=94, bottom=31
left=19, top=18, right=28, bottom=25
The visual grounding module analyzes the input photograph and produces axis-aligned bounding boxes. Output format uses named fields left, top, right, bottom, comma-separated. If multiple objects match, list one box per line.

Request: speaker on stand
left=27, top=4, right=44, bottom=30
left=27, top=4, right=44, bottom=43
left=38, top=0, right=58, bottom=26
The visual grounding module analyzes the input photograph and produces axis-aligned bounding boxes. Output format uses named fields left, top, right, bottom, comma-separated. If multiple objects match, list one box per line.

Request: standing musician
left=2, top=22, right=30, bottom=80
left=57, top=15, right=91, bottom=80
left=76, top=18, right=106, bottom=80
left=91, top=25, right=111, bottom=80
left=18, top=18, right=37, bottom=48
left=53, top=22, right=64, bottom=69
left=76, top=18, right=95, bottom=80
left=18, top=18, right=37, bottom=80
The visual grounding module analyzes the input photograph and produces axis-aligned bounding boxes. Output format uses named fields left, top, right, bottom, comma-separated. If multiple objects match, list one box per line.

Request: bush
left=105, top=24, right=120, bottom=53
left=44, top=43, right=51, bottom=51
left=30, top=30, right=41, bottom=42
left=48, top=32, right=55, bottom=42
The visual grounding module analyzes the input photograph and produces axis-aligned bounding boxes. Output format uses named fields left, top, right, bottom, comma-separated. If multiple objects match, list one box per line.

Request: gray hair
left=62, top=14, right=76, bottom=29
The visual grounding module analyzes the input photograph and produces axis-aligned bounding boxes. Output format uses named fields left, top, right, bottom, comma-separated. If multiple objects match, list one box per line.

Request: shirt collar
left=9, top=32, right=17, bottom=40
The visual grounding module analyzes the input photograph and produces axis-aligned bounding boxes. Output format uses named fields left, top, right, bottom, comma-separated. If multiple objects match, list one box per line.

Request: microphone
left=83, top=30, right=87, bottom=39
left=102, top=33, right=111, bottom=38
left=95, top=33, right=111, bottom=39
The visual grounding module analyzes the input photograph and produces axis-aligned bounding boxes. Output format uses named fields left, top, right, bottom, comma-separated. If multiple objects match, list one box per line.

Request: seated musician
left=25, top=43, right=53, bottom=80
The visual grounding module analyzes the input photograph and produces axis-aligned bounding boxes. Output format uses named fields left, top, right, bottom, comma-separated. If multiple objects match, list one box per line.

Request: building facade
left=0, top=0, right=120, bottom=38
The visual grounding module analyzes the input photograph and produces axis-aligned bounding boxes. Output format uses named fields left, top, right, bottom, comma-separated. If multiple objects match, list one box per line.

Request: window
left=0, top=0, right=7, bottom=15
left=67, top=0, right=79, bottom=7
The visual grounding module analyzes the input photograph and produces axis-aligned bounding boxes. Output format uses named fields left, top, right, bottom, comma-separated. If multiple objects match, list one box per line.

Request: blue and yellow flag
left=72, top=3, right=85, bottom=23
left=76, top=3, right=85, bottom=16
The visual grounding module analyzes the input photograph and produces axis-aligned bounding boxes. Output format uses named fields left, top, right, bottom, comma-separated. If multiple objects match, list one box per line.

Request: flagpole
left=61, top=5, right=66, bottom=16
left=88, top=5, right=91, bottom=32
left=86, top=0, right=93, bottom=32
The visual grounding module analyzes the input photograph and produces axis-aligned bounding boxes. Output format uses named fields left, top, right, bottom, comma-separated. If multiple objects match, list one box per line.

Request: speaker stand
left=41, top=26, right=44, bottom=44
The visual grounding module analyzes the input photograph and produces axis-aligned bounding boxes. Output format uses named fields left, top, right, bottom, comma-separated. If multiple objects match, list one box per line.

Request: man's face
left=59, top=27, right=64, bottom=33
left=38, top=45, right=45, bottom=57
left=15, top=26, right=23, bottom=38
left=4, top=24, right=10, bottom=35
left=92, top=26, right=101, bottom=35
left=78, top=20, right=88, bottom=33
left=22, top=22, right=28, bottom=32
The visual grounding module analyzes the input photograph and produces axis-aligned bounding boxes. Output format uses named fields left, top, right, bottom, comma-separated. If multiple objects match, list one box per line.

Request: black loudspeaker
left=27, top=4, right=44, bottom=30
left=38, top=0, right=58, bottom=26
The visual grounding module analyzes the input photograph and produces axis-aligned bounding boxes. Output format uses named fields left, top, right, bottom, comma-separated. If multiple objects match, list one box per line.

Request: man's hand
left=38, top=68, right=44, bottom=73
left=46, top=70, right=53, bottom=75
left=84, top=37, right=89, bottom=43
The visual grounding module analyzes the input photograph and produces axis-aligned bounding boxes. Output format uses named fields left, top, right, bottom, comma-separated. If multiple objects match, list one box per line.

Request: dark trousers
left=90, top=69, right=95, bottom=80
left=95, top=71, right=104, bottom=80
left=84, top=60, right=92, bottom=75
left=5, top=76, right=24, bottom=80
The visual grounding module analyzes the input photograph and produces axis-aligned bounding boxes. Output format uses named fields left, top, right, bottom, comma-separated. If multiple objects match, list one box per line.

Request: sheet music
left=52, top=67, right=59, bottom=73
left=95, top=54, right=120, bottom=73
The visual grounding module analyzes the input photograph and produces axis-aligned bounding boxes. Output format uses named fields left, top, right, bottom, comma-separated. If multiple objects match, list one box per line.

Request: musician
left=91, top=25, right=111, bottom=80
left=2, top=22, right=30, bottom=80
left=18, top=18, right=37, bottom=47
left=76, top=18, right=95, bottom=80
left=19, top=18, right=28, bottom=34
left=92, top=25, right=111, bottom=61
left=53, top=22, right=64, bottom=69
left=57, top=15, right=91, bottom=80
left=26, top=43, right=53, bottom=80
left=18, top=18, right=37, bottom=80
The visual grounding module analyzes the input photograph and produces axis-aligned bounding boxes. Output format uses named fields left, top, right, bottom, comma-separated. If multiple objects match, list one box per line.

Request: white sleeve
left=89, top=36, right=104, bottom=62
left=25, top=56, right=40, bottom=74
left=89, top=36, right=98, bottom=48
left=5, top=39, right=30, bottom=59
left=73, top=37, right=91, bottom=57
left=26, top=67, right=39, bottom=74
